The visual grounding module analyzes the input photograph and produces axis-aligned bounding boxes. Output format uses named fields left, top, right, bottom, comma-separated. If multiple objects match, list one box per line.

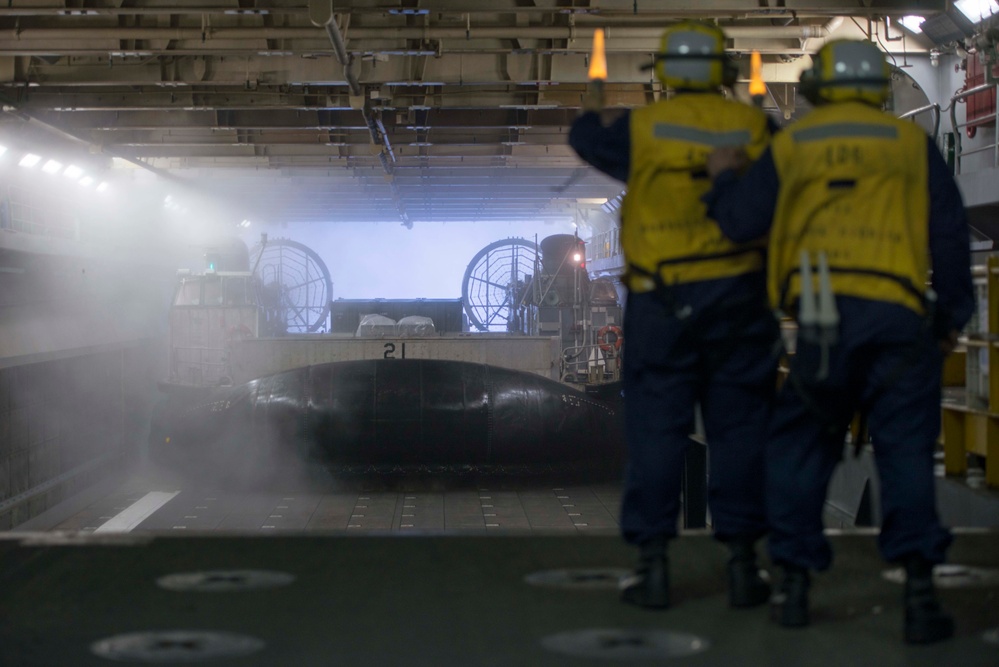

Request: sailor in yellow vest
left=570, top=21, right=779, bottom=610
left=705, top=40, right=974, bottom=643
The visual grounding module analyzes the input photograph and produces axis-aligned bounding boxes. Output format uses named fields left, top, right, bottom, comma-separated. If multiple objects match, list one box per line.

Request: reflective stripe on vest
left=791, top=122, right=899, bottom=142
left=621, top=94, right=771, bottom=290
left=653, top=124, right=753, bottom=147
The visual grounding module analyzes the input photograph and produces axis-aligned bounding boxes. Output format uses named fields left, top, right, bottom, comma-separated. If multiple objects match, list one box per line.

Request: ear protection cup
left=798, top=64, right=821, bottom=105
left=721, top=59, right=739, bottom=89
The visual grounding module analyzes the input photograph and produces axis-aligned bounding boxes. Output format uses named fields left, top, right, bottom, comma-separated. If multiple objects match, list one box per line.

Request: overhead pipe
left=311, top=1, right=405, bottom=224
left=5, top=24, right=840, bottom=41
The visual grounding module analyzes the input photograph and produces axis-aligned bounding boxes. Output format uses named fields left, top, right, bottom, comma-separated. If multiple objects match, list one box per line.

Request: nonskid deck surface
left=41, top=466, right=625, bottom=535
left=0, top=530, right=996, bottom=666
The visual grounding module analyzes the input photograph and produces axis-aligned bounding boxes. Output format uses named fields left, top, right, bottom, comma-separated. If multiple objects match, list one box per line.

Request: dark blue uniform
left=571, top=111, right=778, bottom=546
left=704, top=139, right=974, bottom=570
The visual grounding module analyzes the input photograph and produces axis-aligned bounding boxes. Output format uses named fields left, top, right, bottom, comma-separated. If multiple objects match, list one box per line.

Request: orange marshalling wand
left=589, top=28, right=607, bottom=81
left=749, top=50, right=766, bottom=98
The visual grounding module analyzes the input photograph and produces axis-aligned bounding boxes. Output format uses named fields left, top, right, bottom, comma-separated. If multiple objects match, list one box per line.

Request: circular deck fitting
left=542, top=628, right=710, bottom=661
left=156, top=569, right=295, bottom=592
left=881, top=564, right=999, bottom=589
left=524, top=568, right=630, bottom=590
left=90, top=631, right=265, bottom=662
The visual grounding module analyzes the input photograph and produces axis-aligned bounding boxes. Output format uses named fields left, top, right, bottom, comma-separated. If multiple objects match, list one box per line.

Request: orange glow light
left=749, top=50, right=766, bottom=97
left=588, top=29, right=607, bottom=81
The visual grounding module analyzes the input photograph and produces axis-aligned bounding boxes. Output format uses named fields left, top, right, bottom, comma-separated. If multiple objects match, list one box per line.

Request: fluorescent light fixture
left=42, top=159, right=63, bottom=174
left=78, top=176, right=94, bottom=187
left=239, top=219, right=251, bottom=228
left=0, top=145, right=7, bottom=157
left=96, top=182, right=109, bottom=193
left=64, top=165, right=83, bottom=179
left=18, top=153, right=41, bottom=167
left=956, top=0, right=998, bottom=22
left=899, top=16, right=926, bottom=33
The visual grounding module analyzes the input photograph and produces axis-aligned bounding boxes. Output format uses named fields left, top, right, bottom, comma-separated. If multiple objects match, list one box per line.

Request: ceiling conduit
left=5, top=24, right=837, bottom=41
left=310, top=0, right=410, bottom=228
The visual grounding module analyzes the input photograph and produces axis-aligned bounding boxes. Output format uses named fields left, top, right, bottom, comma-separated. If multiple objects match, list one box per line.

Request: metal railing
left=561, top=342, right=621, bottom=384
left=586, top=227, right=622, bottom=263
left=898, top=102, right=941, bottom=142
left=950, top=82, right=999, bottom=175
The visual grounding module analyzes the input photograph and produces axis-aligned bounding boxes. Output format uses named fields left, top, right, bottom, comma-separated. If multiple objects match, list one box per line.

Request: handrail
left=898, top=103, right=940, bottom=142
left=949, top=82, right=999, bottom=175
left=561, top=342, right=620, bottom=384
left=585, top=227, right=622, bottom=262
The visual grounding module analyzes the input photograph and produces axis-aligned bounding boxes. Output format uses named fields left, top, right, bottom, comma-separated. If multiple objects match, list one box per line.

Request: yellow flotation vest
left=621, top=93, right=771, bottom=291
left=769, top=101, right=930, bottom=314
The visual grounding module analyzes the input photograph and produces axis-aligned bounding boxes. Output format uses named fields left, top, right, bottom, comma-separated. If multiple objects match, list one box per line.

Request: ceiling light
left=64, top=165, right=83, bottom=179
left=96, top=182, right=109, bottom=193
left=42, top=159, right=63, bottom=174
left=78, top=176, right=94, bottom=187
left=0, top=145, right=7, bottom=157
left=18, top=153, right=41, bottom=167
left=899, top=16, right=926, bottom=33
left=955, top=0, right=998, bottom=22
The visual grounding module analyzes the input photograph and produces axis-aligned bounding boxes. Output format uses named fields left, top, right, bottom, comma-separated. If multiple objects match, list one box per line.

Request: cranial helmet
left=799, top=40, right=891, bottom=106
left=650, top=21, right=737, bottom=91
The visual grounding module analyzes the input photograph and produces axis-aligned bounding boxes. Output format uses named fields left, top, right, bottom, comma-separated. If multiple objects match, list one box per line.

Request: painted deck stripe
left=93, top=492, right=180, bottom=533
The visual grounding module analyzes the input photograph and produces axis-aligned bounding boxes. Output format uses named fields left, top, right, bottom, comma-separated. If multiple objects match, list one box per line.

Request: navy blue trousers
left=767, top=297, right=953, bottom=570
left=619, top=273, right=779, bottom=546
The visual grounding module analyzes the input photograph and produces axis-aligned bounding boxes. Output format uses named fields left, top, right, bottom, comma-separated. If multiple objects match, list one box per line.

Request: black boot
left=620, top=538, right=669, bottom=609
left=771, top=564, right=810, bottom=628
left=903, top=556, right=954, bottom=644
left=727, top=539, right=771, bottom=608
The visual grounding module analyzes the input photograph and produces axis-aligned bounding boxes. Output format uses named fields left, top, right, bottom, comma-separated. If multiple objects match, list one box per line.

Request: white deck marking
left=93, top=492, right=180, bottom=533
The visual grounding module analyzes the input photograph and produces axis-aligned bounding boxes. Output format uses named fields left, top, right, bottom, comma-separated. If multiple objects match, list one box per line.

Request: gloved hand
left=706, top=147, right=749, bottom=179
left=582, top=80, right=605, bottom=113
left=939, top=329, right=959, bottom=356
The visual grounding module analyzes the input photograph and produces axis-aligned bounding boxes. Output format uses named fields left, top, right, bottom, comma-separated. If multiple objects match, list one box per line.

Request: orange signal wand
left=588, top=28, right=607, bottom=81
left=584, top=28, right=607, bottom=112
left=749, top=50, right=766, bottom=107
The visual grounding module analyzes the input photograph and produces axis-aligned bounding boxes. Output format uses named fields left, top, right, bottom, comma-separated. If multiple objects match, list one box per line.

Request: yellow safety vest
left=621, top=93, right=771, bottom=291
left=769, top=101, right=930, bottom=314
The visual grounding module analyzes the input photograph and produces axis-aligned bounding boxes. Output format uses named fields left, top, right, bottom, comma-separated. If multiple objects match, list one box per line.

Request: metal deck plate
left=882, top=563, right=999, bottom=588
left=90, top=631, right=265, bottom=662
left=541, top=628, right=710, bottom=660
left=524, top=567, right=630, bottom=590
left=156, top=570, right=295, bottom=592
